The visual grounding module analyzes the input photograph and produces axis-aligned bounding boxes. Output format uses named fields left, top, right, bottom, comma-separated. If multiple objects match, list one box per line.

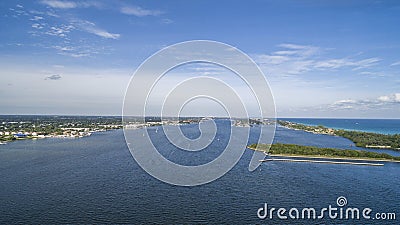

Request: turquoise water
left=0, top=120, right=399, bottom=224
left=281, top=118, right=400, bottom=134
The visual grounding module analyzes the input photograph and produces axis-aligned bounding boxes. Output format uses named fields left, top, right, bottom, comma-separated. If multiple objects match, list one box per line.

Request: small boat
left=0, top=142, right=7, bottom=145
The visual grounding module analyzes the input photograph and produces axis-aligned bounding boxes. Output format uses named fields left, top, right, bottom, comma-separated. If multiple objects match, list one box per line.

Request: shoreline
left=268, top=153, right=400, bottom=163
left=0, top=129, right=122, bottom=145
left=261, top=158, right=384, bottom=166
left=278, top=120, right=400, bottom=151
left=247, top=146, right=400, bottom=163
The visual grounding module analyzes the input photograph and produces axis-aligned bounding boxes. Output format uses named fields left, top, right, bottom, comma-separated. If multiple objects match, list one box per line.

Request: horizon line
left=0, top=114, right=400, bottom=120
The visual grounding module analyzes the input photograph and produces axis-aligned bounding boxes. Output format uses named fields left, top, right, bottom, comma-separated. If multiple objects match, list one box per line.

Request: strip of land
left=248, top=143, right=400, bottom=162
left=267, top=154, right=400, bottom=163
left=261, top=158, right=384, bottom=166
left=278, top=120, right=400, bottom=150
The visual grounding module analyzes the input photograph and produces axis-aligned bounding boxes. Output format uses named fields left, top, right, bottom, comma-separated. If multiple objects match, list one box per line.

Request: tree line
left=248, top=143, right=400, bottom=161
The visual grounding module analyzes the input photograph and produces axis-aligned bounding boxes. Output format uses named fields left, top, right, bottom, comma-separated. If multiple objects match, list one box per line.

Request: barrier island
left=248, top=143, right=400, bottom=161
left=278, top=120, right=400, bottom=150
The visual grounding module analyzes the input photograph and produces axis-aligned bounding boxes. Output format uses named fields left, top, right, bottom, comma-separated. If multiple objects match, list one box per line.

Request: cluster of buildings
left=0, top=129, right=92, bottom=140
left=124, top=120, right=186, bottom=129
left=0, top=120, right=122, bottom=143
left=279, top=121, right=335, bottom=136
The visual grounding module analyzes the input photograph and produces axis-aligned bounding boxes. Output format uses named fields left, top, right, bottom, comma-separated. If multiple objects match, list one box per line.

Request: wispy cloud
left=32, top=23, right=45, bottom=29
left=40, top=0, right=77, bottom=9
left=9, top=6, right=29, bottom=17
left=45, top=74, right=62, bottom=80
left=314, top=57, right=380, bottom=70
left=71, top=19, right=120, bottom=39
left=30, top=15, right=120, bottom=40
left=358, top=71, right=385, bottom=77
left=30, top=16, right=44, bottom=21
left=45, top=24, right=75, bottom=37
left=29, top=9, right=60, bottom=18
left=275, top=43, right=320, bottom=57
left=329, top=93, right=400, bottom=110
left=120, top=6, right=163, bottom=17
left=27, top=14, right=119, bottom=57
left=391, top=61, right=400, bottom=66
left=85, top=27, right=120, bottom=39
left=40, top=0, right=102, bottom=9
left=255, top=43, right=382, bottom=76
left=51, top=44, right=103, bottom=58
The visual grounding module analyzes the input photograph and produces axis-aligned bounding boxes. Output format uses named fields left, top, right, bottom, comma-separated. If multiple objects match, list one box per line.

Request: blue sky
left=1, top=0, right=400, bottom=118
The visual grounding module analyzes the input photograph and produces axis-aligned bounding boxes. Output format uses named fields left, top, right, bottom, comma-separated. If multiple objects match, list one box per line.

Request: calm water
left=282, top=118, right=400, bottom=134
left=0, top=120, right=399, bottom=224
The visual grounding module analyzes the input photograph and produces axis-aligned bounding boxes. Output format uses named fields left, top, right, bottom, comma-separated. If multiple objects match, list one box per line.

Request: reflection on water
left=0, top=121, right=399, bottom=224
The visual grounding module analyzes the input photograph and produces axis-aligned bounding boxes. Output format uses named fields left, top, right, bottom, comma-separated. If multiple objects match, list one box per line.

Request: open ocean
left=0, top=119, right=399, bottom=224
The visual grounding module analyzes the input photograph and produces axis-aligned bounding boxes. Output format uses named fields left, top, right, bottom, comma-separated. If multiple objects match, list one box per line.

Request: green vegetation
left=0, top=115, right=123, bottom=143
left=0, top=136, right=16, bottom=142
left=278, top=120, right=400, bottom=150
left=248, top=143, right=400, bottom=161
left=334, top=129, right=400, bottom=149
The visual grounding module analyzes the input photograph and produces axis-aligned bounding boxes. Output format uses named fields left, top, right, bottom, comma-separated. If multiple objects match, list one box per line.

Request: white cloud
left=352, top=58, right=381, bottom=70
left=32, top=23, right=45, bottom=29
left=120, top=6, right=162, bottom=17
left=86, top=27, right=120, bottom=39
left=255, top=43, right=382, bottom=77
left=74, top=19, right=120, bottom=39
left=52, top=45, right=74, bottom=51
left=390, top=61, right=400, bottom=66
left=40, top=0, right=102, bottom=9
left=329, top=93, right=400, bottom=111
left=278, top=43, right=309, bottom=50
left=56, top=18, right=120, bottom=39
left=277, top=43, right=319, bottom=57
left=378, top=93, right=400, bottom=103
left=333, top=99, right=357, bottom=105
left=28, top=11, right=119, bottom=40
left=64, top=52, right=90, bottom=58
left=29, top=10, right=60, bottom=18
left=314, top=57, right=380, bottom=70
left=30, top=16, right=44, bottom=21
left=40, top=0, right=77, bottom=9
left=273, top=50, right=299, bottom=56
left=45, top=25, right=75, bottom=37
left=51, top=45, right=93, bottom=58
left=256, top=55, right=290, bottom=65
